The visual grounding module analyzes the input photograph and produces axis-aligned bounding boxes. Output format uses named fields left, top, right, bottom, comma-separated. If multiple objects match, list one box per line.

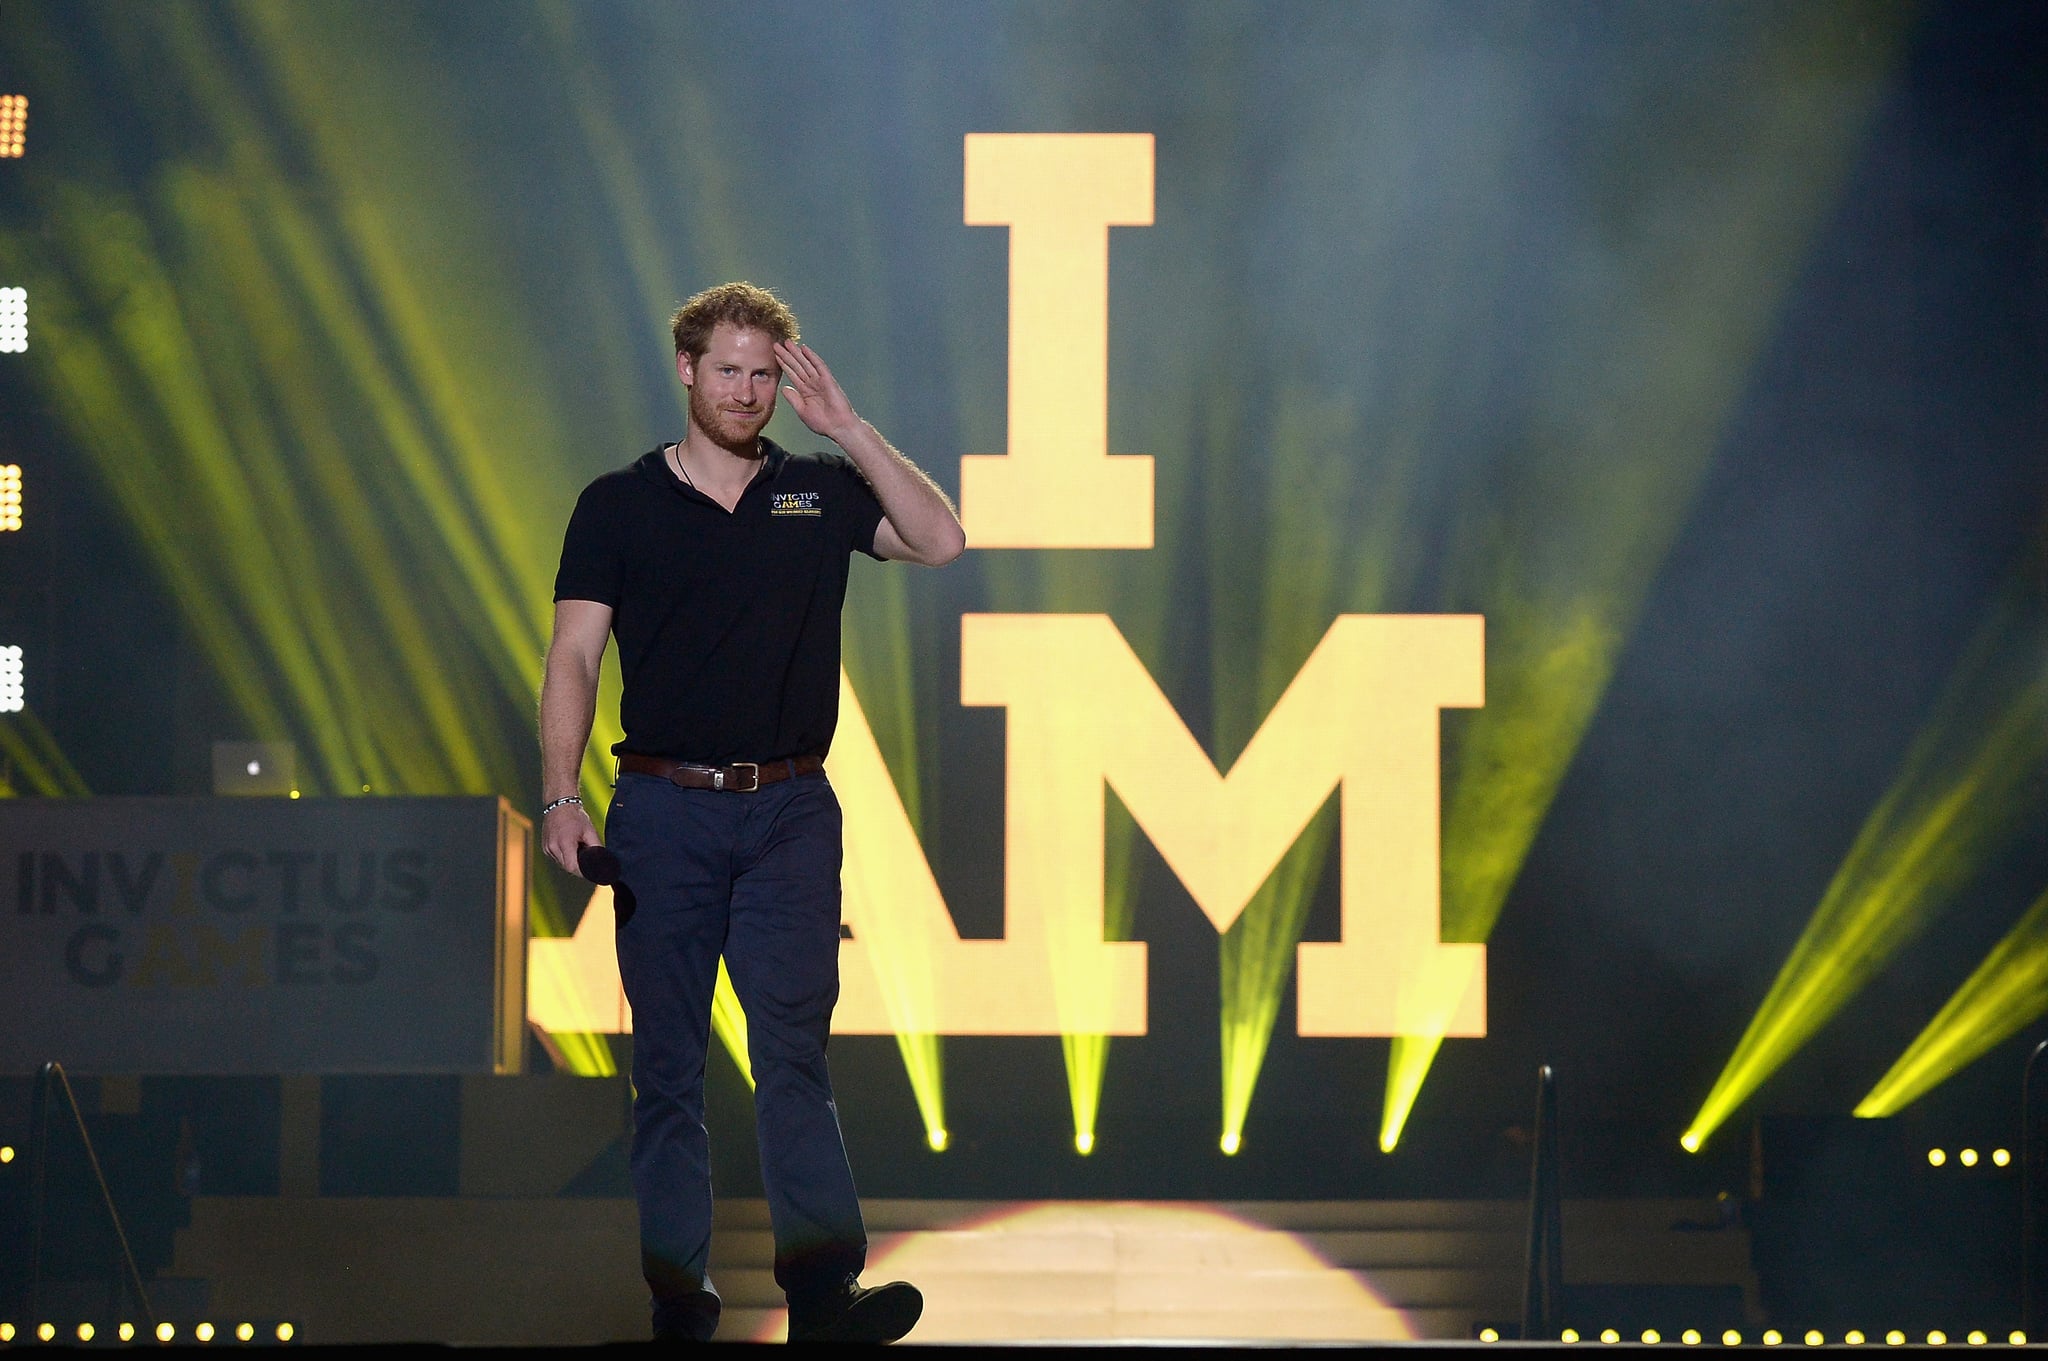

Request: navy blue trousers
left=606, top=769, right=867, bottom=1331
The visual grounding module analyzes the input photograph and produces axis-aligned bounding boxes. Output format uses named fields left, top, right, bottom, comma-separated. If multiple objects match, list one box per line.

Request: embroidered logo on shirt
left=771, top=491, right=824, bottom=517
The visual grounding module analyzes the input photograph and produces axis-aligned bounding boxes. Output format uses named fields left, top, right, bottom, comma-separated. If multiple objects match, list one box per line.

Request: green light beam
left=1857, top=881, right=2048, bottom=1119
left=1386, top=6, right=1911, bottom=1152
left=0, top=2, right=621, bottom=1068
left=1211, top=386, right=1394, bottom=1155
left=1685, top=550, right=2048, bottom=1150
left=1219, top=801, right=1336, bottom=1153
left=0, top=709, right=92, bottom=799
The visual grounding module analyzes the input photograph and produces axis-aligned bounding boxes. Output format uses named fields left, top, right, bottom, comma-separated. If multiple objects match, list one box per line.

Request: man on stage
left=538, top=281, right=965, bottom=1343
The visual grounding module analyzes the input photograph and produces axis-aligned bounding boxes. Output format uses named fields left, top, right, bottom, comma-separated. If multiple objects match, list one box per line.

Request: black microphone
left=577, top=844, right=623, bottom=885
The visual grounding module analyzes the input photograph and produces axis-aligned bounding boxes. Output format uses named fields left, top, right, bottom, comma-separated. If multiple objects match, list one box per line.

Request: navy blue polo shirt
left=553, top=438, right=886, bottom=765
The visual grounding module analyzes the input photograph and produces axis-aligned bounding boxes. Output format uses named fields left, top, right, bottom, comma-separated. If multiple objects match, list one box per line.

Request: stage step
left=710, top=1199, right=1756, bottom=1342
left=168, top=1196, right=1755, bottom=1344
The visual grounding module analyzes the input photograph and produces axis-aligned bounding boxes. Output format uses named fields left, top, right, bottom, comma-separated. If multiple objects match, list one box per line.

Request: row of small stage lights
left=3, top=1137, right=302, bottom=1343
left=0, top=1320, right=296, bottom=1344
left=1, top=96, right=23, bottom=719
left=1927, top=1146, right=2010, bottom=1168
left=1479, top=1328, right=2034, bottom=1346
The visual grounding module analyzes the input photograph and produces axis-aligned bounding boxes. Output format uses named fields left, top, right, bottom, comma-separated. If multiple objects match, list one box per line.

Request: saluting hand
left=775, top=341, right=860, bottom=444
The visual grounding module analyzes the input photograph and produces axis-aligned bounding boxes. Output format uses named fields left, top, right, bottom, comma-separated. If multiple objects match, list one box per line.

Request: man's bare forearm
left=539, top=647, right=600, bottom=803
left=834, top=419, right=966, bottom=565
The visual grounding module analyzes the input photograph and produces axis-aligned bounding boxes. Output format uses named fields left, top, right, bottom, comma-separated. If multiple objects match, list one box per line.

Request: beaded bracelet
left=540, top=795, right=582, bottom=817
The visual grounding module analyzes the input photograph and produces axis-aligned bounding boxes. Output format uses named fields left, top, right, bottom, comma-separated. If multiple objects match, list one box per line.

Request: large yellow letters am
left=533, top=614, right=1486, bottom=1039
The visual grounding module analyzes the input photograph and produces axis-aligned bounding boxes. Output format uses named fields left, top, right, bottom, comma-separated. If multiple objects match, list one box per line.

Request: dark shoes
left=786, top=1277, right=923, bottom=1344
left=650, top=1285, right=722, bottom=1343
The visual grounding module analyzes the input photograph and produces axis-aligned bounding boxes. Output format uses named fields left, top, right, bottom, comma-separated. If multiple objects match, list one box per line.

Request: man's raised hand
left=775, top=341, right=860, bottom=444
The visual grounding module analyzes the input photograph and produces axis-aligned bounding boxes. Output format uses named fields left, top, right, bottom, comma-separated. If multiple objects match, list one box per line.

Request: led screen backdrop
left=0, top=0, right=2043, bottom=1196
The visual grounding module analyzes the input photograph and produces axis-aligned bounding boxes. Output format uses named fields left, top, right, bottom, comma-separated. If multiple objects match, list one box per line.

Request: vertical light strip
left=0, top=287, right=25, bottom=352
left=0, top=96, right=23, bottom=158
left=0, top=645, right=22, bottom=713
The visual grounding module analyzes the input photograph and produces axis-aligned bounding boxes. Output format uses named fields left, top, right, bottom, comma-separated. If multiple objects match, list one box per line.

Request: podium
left=0, top=796, right=528, bottom=1073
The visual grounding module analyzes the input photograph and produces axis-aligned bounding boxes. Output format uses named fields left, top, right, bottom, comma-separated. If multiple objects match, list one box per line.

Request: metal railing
left=20, top=1061, right=156, bottom=1328
left=2025, top=1041, right=2047, bottom=1335
left=1522, top=1063, right=1564, bottom=1340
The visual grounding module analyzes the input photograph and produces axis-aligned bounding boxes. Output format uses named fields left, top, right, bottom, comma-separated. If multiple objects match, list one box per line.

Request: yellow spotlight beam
left=0, top=708, right=91, bottom=799
left=1211, top=390, right=1375, bottom=1158
left=1219, top=800, right=1336, bottom=1155
left=1857, top=882, right=2048, bottom=1118
left=1059, top=792, right=1144, bottom=1156
left=0, top=3, right=624, bottom=1068
left=831, top=673, right=951, bottom=1148
left=1385, top=7, right=1912, bottom=1152
left=1686, top=558, right=2048, bottom=1151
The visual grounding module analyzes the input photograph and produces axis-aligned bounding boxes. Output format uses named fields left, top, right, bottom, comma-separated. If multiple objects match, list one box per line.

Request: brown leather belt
left=617, top=752, right=824, bottom=793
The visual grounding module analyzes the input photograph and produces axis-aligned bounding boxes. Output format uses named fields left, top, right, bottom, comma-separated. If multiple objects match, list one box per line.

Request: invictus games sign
left=0, top=797, right=529, bottom=1074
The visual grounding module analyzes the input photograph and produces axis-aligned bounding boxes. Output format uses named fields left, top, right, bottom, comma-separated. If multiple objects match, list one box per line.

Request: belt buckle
left=722, top=762, right=760, bottom=793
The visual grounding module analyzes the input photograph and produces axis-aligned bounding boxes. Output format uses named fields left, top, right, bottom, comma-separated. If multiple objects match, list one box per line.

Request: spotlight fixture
left=0, top=463, right=19, bottom=531
left=1928, top=1148, right=1948, bottom=1166
left=0, top=95, right=22, bottom=157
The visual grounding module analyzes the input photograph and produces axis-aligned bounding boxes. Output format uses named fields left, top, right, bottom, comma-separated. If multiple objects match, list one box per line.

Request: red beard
left=689, top=384, right=768, bottom=456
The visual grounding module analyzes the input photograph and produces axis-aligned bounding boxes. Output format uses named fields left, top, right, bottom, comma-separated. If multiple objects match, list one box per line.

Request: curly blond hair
left=668, top=281, right=800, bottom=358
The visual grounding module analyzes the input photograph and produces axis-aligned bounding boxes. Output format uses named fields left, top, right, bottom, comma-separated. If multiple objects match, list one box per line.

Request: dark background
left=0, top=0, right=2041, bottom=1216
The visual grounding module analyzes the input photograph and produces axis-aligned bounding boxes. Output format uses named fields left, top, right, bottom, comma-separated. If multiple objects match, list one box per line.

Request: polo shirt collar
left=637, top=436, right=791, bottom=502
